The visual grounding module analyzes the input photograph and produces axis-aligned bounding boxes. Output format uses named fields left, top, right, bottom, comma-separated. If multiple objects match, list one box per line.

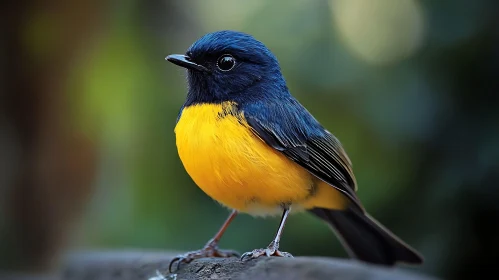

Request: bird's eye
left=217, top=54, right=235, bottom=71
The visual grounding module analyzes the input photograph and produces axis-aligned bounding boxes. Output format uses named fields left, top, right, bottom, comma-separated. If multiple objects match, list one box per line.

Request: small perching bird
left=165, top=30, right=423, bottom=272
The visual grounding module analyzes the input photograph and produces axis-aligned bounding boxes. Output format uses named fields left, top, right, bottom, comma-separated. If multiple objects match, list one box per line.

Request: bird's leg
left=169, top=210, right=239, bottom=272
left=241, top=207, right=293, bottom=261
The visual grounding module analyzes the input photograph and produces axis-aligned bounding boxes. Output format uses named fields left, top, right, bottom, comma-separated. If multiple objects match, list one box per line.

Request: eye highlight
left=217, top=54, right=235, bottom=71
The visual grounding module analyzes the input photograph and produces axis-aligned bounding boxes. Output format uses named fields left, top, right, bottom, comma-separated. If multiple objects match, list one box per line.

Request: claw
left=176, top=257, right=183, bottom=272
left=168, top=258, right=175, bottom=273
left=168, top=257, right=181, bottom=273
left=168, top=247, right=239, bottom=273
left=240, top=251, right=253, bottom=261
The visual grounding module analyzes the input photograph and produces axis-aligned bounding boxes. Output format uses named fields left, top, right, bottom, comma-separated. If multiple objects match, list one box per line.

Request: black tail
left=309, top=206, right=423, bottom=266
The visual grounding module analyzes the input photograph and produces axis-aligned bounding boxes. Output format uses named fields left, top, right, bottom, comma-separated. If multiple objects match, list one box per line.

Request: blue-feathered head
left=167, top=30, right=288, bottom=105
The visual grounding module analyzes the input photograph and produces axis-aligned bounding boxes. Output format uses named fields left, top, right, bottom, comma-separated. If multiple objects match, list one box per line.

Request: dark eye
left=217, top=54, right=235, bottom=71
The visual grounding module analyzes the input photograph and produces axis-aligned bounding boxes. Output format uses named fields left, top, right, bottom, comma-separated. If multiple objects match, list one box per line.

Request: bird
left=165, top=30, right=423, bottom=272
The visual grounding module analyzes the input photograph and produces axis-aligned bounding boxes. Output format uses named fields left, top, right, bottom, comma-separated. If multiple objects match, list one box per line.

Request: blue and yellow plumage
left=175, top=101, right=347, bottom=215
left=166, top=30, right=423, bottom=271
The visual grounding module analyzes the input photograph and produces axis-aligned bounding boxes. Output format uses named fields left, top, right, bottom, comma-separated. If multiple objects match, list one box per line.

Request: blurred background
left=1, top=0, right=498, bottom=279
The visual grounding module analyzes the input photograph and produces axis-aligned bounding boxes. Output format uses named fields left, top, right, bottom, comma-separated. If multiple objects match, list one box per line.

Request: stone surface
left=57, top=251, right=438, bottom=280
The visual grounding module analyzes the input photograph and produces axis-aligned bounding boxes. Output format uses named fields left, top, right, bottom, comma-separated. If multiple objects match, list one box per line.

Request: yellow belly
left=174, top=102, right=347, bottom=215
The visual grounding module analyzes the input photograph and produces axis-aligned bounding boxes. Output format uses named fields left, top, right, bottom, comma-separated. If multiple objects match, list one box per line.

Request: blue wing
left=242, top=98, right=363, bottom=211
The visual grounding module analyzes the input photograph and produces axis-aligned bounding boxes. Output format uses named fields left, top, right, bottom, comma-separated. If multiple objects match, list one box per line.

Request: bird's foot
left=169, top=239, right=239, bottom=272
left=240, top=241, right=293, bottom=261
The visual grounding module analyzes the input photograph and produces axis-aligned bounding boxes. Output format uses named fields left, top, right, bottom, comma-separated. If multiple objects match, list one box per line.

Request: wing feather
left=243, top=102, right=363, bottom=211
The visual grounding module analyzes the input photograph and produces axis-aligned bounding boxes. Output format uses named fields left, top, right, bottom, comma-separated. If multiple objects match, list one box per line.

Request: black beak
left=165, top=54, right=210, bottom=73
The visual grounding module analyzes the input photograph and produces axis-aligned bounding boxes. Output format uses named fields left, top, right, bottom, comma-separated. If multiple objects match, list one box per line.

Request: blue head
left=166, top=30, right=289, bottom=106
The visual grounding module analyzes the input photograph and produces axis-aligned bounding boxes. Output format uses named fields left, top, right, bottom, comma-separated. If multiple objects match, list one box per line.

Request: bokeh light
left=331, top=0, right=426, bottom=65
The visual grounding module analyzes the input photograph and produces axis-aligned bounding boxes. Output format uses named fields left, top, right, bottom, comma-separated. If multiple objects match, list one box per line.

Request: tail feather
left=309, top=207, right=423, bottom=265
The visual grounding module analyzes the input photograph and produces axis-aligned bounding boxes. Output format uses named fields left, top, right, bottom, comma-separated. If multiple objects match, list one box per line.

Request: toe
left=170, top=247, right=239, bottom=272
left=265, top=248, right=275, bottom=257
left=241, top=249, right=269, bottom=261
left=228, top=250, right=240, bottom=257
left=218, top=249, right=240, bottom=258
left=275, top=250, right=293, bottom=258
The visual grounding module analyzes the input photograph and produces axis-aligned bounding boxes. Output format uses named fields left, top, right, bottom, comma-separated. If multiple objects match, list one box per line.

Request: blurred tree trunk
left=1, top=0, right=108, bottom=272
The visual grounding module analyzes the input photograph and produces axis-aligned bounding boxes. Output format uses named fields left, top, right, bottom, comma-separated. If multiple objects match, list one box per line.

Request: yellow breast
left=174, top=102, right=313, bottom=215
left=175, top=102, right=348, bottom=215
